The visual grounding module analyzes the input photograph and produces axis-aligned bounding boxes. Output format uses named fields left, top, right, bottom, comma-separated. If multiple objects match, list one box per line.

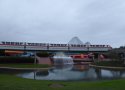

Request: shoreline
left=1, top=64, right=125, bottom=70
left=89, top=64, right=125, bottom=70
left=0, top=67, right=49, bottom=70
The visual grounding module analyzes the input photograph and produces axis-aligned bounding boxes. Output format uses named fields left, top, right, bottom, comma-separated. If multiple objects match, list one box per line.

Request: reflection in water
left=16, top=65, right=125, bottom=81
left=36, top=70, right=49, bottom=76
left=95, top=69, right=125, bottom=80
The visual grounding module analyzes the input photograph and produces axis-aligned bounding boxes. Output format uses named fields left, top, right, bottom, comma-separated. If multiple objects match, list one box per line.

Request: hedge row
left=95, top=61, right=125, bottom=67
left=36, top=52, right=50, bottom=57
left=0, top=56, right=36, bottom=63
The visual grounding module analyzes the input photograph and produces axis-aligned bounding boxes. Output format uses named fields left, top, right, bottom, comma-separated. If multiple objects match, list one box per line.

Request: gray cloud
left=0, top=0, right=125, bottom=47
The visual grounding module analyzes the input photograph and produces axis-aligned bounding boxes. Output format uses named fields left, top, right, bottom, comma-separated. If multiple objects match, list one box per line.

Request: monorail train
left=0, top=41, right=112, bottom=51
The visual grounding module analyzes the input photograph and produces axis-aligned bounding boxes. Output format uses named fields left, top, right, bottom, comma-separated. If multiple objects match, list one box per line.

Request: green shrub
left=36, top=52, right=49, bottom=57
left=0, top=56, right=36, bottom=63
left=0, top=50, right=5, bottom=56
left=95, top=61, right=125, bottom=67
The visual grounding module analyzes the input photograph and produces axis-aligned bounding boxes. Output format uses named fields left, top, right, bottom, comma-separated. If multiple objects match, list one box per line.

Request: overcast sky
left=0, top=0, right=125, bottom=47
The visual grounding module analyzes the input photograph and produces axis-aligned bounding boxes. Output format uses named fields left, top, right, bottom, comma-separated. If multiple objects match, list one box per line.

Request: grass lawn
left=94, top=61, right=125, bottom=67
left=0, top=74, right=125, bottom=90
left=0, top=64, right=50, bottom=68
left=0, top=62, right=125, bottom=90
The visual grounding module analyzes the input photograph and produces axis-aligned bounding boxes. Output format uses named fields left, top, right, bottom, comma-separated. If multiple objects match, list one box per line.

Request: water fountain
left=52, top=52, right=74, bottom=65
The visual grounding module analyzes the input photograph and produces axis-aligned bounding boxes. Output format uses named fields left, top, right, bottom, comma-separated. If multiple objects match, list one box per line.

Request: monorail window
left=60, top=44, right=63, bottom=47
left=38, top=43, right=42, bottom=46
left=56, top=44, right=58, bottom=46
left=15, top=42, right=22, bottom=45
left=53, top=44, right=56, bottom=46
left=90, top=45, right=93, bottom=47
left=3, top=42, right=9, bottom=45
left=59, top=44, right=63, bottom=47
left=11, top=42, right=15, bottom=45
left=33, top=43, right=35, bottom=46
left=63, top=44, right=67, bottom=47
left=77, top=45, right=80, bottom=47
left=57, top=44, right=59, bottom=46
left=96, top=45, right=99, bottom=47
left=42, top=44, right=47, bottom=46
left=84, top=45, right=87, bottom=47
left=74, top=45, right=77, bottom=47
left=71, top=44, right=74, bottom=47
left=14, top=42, right=17, bottom=45
left=90, top=45, right=92, bottom=47
left=27, top=43, right=32, bottom=46
left=65, top=44, right=68, bottom=47
left=27, top=43, right=39, bottom=46
left=60, top=44, right=67, bottom=47
left=50, top=44, right=54, bottom=47
left=30, top=43, right=34, bottom=46
left=35, top=43, right=40, bottom=46
left=81, top=45, right=84, bottom=47
left=6, top=42, right=10, bottom=45
left=107, top=45, right=109, bottom=47
left=1, top=41, right=5, bottom=44
left=35, top=43, right=38, bottom=46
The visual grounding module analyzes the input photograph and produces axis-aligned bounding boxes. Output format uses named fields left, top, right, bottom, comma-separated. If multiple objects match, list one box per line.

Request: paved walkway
left=36, top=56, right=51, bottom=64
